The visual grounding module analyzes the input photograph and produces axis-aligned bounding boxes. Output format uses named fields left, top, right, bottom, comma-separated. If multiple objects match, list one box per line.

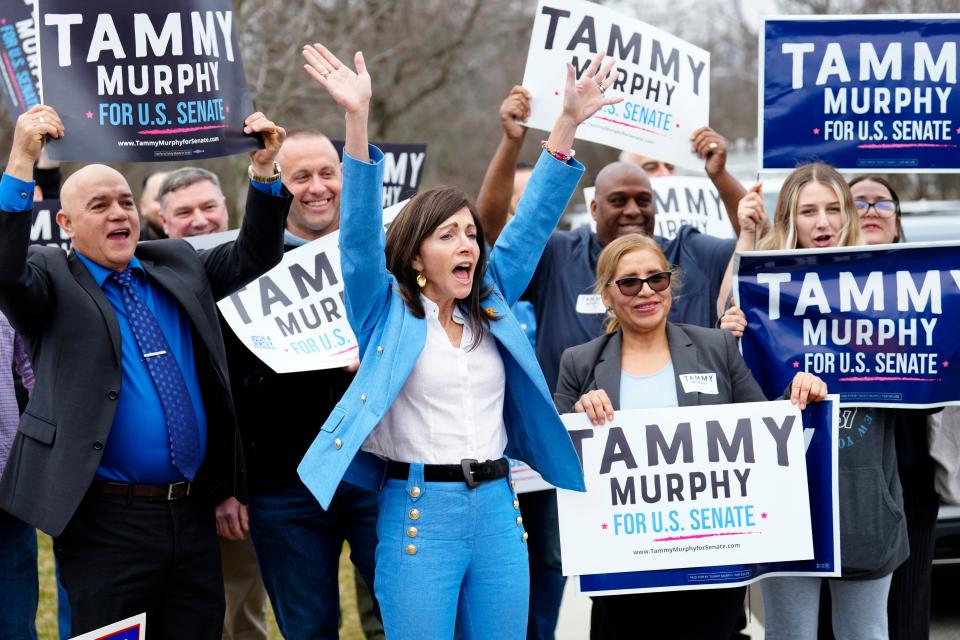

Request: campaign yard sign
left=576, top=398, right=839, bottom=595
left=37, top=0, right=259, bottom=162
left=217, top=201, right=407, bottom=373
left=557, top=400, right=814, bottom=577
left=735, top=242, right=960, bottom=408
left=0, top=0, right=41, bottom=116
left=521, top=0, right=710, bottom=170
left=761, top=15, right=960, bottom=171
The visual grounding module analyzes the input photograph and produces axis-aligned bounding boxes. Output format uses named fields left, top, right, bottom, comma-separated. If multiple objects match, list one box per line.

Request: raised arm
left=476, top=86, right=531, bottom=245
left=717, top=183, right=765, bottom=319
left=691, top=127, right=746, bottom=235
left=489, top=53, right=622, bottom=305
left=0, top=106, right=64, bottom=332
left=201, top=112, right=289, bottom=299
left=302, top=44, right=386, bottom=344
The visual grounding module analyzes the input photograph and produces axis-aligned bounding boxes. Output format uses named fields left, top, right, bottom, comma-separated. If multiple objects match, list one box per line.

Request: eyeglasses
left=607, top=272, right=672, bottom=296
left=854, top=199, right=898, bottom=218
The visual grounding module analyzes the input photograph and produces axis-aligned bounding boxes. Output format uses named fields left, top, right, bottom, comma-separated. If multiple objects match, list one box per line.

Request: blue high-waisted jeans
left=374, top=463, right=529, bottom=639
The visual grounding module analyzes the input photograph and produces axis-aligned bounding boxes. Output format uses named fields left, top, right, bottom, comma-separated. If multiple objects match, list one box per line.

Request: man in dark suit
left=0, top=104, right=290, bottom=638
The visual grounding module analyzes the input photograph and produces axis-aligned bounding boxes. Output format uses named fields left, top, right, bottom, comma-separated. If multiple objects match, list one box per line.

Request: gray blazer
left=554, top=322, right=768, bottom=413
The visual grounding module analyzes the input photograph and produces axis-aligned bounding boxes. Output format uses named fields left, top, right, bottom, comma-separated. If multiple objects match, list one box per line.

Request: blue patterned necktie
left=110, top=268, right=201, bottom=480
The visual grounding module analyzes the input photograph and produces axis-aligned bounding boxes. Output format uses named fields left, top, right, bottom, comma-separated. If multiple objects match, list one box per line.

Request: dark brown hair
left=385, top=186, right=495, bottom=350
left=848, top=175, right=905, bottom=243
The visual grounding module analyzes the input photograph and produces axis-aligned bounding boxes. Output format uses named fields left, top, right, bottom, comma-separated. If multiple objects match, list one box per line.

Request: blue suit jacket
left=298, top=145, right=588, bottom=508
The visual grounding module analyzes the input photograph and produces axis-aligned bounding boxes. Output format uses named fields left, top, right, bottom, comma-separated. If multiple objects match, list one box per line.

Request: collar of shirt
left=74, top=251, right=146, bottom=288
left=283, top=229, right=309, bottom=248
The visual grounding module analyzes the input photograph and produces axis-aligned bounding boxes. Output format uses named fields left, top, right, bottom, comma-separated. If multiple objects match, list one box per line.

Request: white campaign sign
left=217, top=201, right=407, bottom=373
left=557, top=400, right=813, bottom=576
left=522, top=0, right=710, bottom=170
left=583, top=176, right=734, bottom=240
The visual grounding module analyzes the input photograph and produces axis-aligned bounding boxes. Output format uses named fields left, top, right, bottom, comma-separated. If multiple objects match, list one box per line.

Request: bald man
left=475, top=89, right=746, bottom=640
left=0, top=105, right=290, bottom=638
left=220, top=129, right=382, bottom=640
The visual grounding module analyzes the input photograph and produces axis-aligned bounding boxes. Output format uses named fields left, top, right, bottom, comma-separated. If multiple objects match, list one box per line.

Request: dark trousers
left=53, top=490, right=224, bottom=639
left=518, top=490, right=565, bottom=640
left=591, top=586, right=747, bottom=640
left=888, top=461, right=939, bottom=639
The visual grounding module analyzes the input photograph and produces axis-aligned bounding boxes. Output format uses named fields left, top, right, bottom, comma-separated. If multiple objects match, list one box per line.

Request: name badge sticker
left=679, top=373, right=719, bottom=395
left=576, top=294, right=606, bottom=315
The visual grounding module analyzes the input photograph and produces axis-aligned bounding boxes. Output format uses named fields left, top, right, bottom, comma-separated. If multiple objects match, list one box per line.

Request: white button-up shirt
left=362, top=295, right=507, bottom=464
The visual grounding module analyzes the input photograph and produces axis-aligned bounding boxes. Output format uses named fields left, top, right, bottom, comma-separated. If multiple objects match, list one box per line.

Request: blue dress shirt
left=75, top=252, right=209, bottom=484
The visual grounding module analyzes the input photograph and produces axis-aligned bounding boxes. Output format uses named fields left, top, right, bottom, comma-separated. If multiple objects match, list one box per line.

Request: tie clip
left=143, top=350, right=167, bottom=359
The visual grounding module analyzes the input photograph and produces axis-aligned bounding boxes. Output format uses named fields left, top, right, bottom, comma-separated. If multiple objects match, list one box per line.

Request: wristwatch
left=248, top=161, right=282, bottom=184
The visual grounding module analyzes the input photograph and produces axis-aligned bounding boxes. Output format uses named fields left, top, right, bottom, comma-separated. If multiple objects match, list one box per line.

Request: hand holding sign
left=244, top=112, right=286, bottom=177
left=8, top=106, right=64, bottom=182
left=574, top=388, right=615, bottom=426
left=690, top=126, right=727, bottom=179
left=737, top=183, right=765, bottom=246
left=500, top=86, right=532, bottom=141
left=790, top=372, right=828, bottom=411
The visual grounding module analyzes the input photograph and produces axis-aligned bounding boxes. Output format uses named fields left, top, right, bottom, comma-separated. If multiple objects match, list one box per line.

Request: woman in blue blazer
left=295, top=45, right=621, bottom=638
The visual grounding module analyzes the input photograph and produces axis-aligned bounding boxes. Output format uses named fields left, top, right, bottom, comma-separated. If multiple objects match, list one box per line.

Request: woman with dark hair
left=295, top=43, right=620, bottom=639
left=849, top=176, right=939, bottom=640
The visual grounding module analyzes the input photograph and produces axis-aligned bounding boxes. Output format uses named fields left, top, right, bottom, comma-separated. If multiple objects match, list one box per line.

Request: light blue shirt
left=620, top=362, right=678, bottom=411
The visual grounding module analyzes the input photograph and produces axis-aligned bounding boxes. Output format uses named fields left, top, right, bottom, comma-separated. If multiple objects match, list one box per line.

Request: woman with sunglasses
left=722, top=163, right=910, bottom=640
left=850, top=176, right=938, bottom=640
left=554, top=233, right=825, bottom=639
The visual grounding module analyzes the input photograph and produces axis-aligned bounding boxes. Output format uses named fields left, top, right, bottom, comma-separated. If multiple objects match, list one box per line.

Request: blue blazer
left=298, top=145, right=588, bottom=509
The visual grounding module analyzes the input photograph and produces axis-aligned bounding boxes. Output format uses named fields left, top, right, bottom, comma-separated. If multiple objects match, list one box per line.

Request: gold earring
left=416, top=273, right=427, bottom=288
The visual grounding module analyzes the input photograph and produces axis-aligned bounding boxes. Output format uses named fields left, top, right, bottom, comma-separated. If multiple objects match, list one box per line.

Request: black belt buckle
left=460, top=458, right=479, bottom=489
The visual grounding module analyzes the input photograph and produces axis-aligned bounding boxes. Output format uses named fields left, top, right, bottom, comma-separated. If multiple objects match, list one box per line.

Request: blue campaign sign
left=761, top=16, right=960, bottom=172
left=578, top=398, right=839, bottom=595
left=0, top=0, right=41, bottom=118
left=735, top=242, right=960, bottom=408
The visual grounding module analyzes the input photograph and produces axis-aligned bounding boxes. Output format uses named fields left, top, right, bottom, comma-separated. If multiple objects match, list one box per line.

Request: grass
left=36, top=533, right=366, bottom=640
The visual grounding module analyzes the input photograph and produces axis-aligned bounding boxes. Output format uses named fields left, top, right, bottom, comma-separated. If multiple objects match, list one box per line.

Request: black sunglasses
left=608, top=271, right=672, bottom=296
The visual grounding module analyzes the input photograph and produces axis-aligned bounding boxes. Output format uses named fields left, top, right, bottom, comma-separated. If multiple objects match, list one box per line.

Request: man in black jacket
left=219, top=130, right=380, bottom=640
left=0, top=104, right=289, bottom=638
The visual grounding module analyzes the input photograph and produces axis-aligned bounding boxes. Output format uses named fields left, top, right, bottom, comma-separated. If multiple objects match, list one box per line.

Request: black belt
left=92, top=480, right=192, bottom=500
left=386, top=458, right=510, bottom=489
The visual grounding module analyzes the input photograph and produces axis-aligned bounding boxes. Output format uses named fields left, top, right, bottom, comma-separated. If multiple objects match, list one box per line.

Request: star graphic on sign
left=554, top=91, right=560, bottom=96
left=812, top=127, right=821, bottom=135
left=225, top=105, right=231, bottom=113
left=0, top=18, right=6, bottom=24
left=601, top=522, right=608, bottom=530
left=761, top=512, right=768, bottom=519
left=85, top=111, right=94, bottom=119
left=793, top=360, right=800, bottom=368
left=956, top=127, right=960, bottom=134
left=944, top=360, right=951, bottom=368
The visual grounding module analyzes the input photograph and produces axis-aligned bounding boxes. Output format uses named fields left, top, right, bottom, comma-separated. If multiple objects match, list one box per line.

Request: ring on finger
left=597, top=81, right=606, bottom=93
left=38, top=116, right=45, bottom=125
left=708, top=141, right=718, bottom=150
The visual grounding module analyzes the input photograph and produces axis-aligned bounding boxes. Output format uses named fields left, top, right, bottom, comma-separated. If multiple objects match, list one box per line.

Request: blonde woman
left=724, top=163, right=908, bottom=639
left=554, top=233, right=824, bottom=639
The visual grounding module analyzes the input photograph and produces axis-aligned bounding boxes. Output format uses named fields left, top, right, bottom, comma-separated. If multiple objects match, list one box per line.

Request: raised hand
left=303, top=44, right=371, bottom=115
left=737, top=183, right=765, bottom=242
left=562, top=51, right=622, bottom=125
left=244, top=112, right=286, bottom=177
left=7, top=105, right=63, bottom=182
left=690, top=126, right=728, bottom=179
left=500, top=86, right=531, bottom=140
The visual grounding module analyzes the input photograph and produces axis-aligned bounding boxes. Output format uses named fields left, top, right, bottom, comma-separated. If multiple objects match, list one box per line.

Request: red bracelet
left=540, top=140, right=575, bottom=162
